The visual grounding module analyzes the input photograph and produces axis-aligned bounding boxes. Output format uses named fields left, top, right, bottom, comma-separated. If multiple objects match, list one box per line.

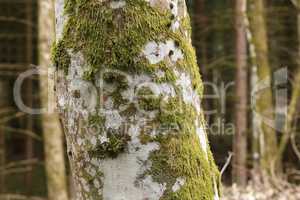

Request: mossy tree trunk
left=276, top=0, right=300, bottom=166
left=248, top=0, right=279, bottom=176
left=233, top=0, right=248, bottom=186
left=39, top=0, right=69, bottom=199
left=53, top=0, right=220, bottom=199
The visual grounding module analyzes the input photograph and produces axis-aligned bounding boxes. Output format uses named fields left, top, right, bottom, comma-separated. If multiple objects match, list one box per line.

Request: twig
left=0, top=107, right=15, bottom=116
left=0, top=112, right=26, bottom=124
left=1, top=126, right=42, bottom=141
left=221, top=152, right=233, bottom=176
left=0, top=167, right=32, bottom=175
left=0, top=194, right=46, bottom=200
left=0, top=17, right=35, bottom=27
left=0, top=159, right=40, bottom=170
left=291, top=133, right=300, bottom=161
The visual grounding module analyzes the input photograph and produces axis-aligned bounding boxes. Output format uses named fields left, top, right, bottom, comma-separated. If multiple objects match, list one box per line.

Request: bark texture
left=233, top=0, right=248, bottom=186
left=53, top=0, right=220, bottom=199
left=39, top=0, right=69, bottom=199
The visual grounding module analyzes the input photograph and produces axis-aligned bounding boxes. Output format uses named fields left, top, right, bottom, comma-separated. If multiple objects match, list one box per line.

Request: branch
left=290, top=0, right=300, bottom=9
left=0, top=112, right=26, bottom=124
left=0, top=194, right=46, bottom=200
left=1, top=126, right=42, bottom=141
left=291, top=132, right=300, bottom=161
left=221, top=152, right=233, bottom=176
left=0, top=159, right=40, bottom=170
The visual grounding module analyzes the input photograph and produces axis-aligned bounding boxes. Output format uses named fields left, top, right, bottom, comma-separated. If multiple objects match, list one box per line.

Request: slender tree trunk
left=248, top=0, right=279, bottom=175
left=39, top=0, right=69, bottom=199
left=0, top=79, right=11, bottom=194
left=233, top=0, right=248, bottom=186
left=25, top=0, right=34, bottom=191
left=0, top=121, right=4, bottom=194
left=53, top=0, right=220, bottom=199
left=244, top=2, right=260, bottom=173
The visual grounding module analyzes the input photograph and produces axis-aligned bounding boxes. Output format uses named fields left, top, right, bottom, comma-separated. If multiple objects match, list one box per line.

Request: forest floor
left=222, top=181, right=300, bottom=200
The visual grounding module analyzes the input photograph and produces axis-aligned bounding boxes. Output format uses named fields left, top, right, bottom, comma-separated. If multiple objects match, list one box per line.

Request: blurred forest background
left=0, top=0, right=300, bottom=199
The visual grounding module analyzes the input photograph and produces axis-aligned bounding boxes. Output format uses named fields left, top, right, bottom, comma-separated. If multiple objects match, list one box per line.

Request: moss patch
left=51, top=40, right=70, bottom=74
left=141, top=98, right=219, bottom=199
left=52, top=0, right=202, bottom=94
left=89, top=131, right=131, bottom=159
left=149, top=133, right=216, bottom=200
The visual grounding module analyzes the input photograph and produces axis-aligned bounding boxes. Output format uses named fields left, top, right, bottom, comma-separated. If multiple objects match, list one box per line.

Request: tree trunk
left=39, top=0, right=69, bottom=200
left=0, top=78, right=12, bottom=194
left=233, top=0, right=248, bottom=186
left=248, top=0, right=279, bottom=175
left=25, top=0, right=34, bottom=192
left=53, top=0, right=220, bottom=199
left=276, top=0, right=300, bottom=165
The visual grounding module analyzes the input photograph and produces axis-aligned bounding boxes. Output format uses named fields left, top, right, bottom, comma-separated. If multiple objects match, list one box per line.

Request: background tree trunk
left=53, top=0, right=220, bottom=199
left=0, top=78, right=12, bottom=194
left=193, top=0, right=209, bottom=114
left=25, top=0, right=34, bottom=192
left=233, top=0, right=248, bottom=186
left=39, top=0, right=69, bottom=199
left=276, top=0, right=300, bottom=166
left=248, top=0, right=279, bottom=175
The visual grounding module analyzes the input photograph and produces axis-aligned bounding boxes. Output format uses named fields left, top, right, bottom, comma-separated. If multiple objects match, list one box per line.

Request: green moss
left=139, top=132, right=153, bottom=145
left=88, top=114, right=104, bottom=125
left=147, top=129, right=216, bottom=200
left=81, top=169, right=104, bottom=199
left=103, top=71, right=129, bottom=89
left=119, top=103, right=137, bottom=116
left=90, top=132, right=131, bottom=159
left=154, top=67, right=177, bottom=83
left=51, top=40, right=70, bottom=75
left=134, top=97, right=218, bottom=200
left=136, top=86, right=161, bottom=111
left=157, top=97, right=195, bottom=130
left=52, top=0, right=203, bottom=89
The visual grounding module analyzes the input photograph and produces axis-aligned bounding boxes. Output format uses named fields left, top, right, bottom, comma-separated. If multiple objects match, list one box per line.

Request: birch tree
left=53, top=0, right=220, bottom=199
left=39, top=0, right=69, bottom=199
